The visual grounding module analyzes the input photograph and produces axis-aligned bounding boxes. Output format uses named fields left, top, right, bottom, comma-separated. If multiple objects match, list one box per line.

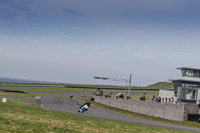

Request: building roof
left=177, top=66, right=200, bottom=71
left=169, top=76, right=200, bottom=83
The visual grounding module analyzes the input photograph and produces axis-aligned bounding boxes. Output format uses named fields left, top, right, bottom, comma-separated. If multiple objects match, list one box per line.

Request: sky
left=1, top=0, right=200, bottom=86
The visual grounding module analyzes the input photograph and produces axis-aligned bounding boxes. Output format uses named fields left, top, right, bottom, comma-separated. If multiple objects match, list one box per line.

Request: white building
left=160, top=66, right=200, bottom=104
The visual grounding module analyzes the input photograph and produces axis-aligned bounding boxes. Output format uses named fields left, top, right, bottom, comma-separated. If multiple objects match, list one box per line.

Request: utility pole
left=128, top=74, right=132, bottom=97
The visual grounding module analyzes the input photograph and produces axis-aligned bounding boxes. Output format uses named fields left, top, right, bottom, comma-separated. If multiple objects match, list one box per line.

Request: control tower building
left=169, top=66, right=200, bottom=104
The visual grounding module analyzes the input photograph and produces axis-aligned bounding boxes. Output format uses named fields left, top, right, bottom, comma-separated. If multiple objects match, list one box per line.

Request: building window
left=173, top=81, right=180, bottom=92
left=180, top=82, right=200, bottom=88
left=182, top=69, right=200, bottom=77
left=181, top=69, right=186, bottom=76
left=180, top=89, right=197, bottom=100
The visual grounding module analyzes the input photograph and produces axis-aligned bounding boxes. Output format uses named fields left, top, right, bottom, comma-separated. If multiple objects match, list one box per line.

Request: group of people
left=139, top=95, right=161, bottom=102
left=115, top=93, right=131, bottom=99
left=152, top=96, right=174, bottom=103
left=152, top=95, right=161, bottom=102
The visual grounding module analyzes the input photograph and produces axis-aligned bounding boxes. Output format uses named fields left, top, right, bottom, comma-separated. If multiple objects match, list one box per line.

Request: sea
left=0, top=77, right=53, bottom=83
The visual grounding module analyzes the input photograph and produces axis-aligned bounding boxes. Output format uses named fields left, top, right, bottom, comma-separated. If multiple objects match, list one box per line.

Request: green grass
left=76, top=97, right=200, bottom=129
left=0, top=91, right=71, bottom=99
left=0, top=90, right=157, bottom=102
left=146, top=81, right=173, bottom=89
left=0, top=86, right=158, bottom=94
left=0, top=86, right=94, bottom=92
left=0, top=97, right=193, bottom=133
left=0, top=81, right=173, bottom=91
left=0, top=87, right=158, bottom=102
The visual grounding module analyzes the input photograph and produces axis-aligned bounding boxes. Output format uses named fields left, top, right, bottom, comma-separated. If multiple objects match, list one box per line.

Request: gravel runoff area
left=0, top=94, right=200, bottom=132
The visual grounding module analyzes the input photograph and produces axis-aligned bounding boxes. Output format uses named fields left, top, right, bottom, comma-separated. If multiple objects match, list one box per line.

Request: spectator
left=127, top=96, right=131, bottom=99
left=157, top=97, right=161, bottom=102
left=140, top=95, right=142, bottom=100
left=152, top=95, right=157, bottom=101
left=115, top=93, right=124, bottom=99
left=171, top=97, right=174, bottom=103
left=140, top=95, right=145, bottom=101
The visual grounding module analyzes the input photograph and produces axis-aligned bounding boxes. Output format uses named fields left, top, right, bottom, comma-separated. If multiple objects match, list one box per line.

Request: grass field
left=0, top=97, right=193, bottom=133
left=0, top=86, right=94, bottom=92
left=0, top=91, right=71, bottom=99
left=0, top=86, right=158, bottom=94
left=0, top=86, right=158, bottom=101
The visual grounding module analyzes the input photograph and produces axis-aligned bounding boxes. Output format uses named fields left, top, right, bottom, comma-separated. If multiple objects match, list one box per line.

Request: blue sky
left=1, top=0, right=200, bottom=86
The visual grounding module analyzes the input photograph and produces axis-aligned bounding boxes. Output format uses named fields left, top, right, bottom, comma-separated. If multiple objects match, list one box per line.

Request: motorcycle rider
left=78, top=102, right=90, bottom=113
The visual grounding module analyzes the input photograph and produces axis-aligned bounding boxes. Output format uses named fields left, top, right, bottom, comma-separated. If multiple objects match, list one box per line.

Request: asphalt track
left=1, top=94, right=200, bottom=132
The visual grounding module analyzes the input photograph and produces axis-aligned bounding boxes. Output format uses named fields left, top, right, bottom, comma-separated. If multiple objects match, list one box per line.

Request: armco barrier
left=94, top=96, right=189, bottom=121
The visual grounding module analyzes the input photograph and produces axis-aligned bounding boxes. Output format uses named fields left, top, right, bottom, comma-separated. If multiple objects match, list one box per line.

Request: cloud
left=63, top=9, right=84, bottom=16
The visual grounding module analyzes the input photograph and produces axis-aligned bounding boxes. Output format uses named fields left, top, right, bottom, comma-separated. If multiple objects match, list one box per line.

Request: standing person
left=153, top=97, right=157, bottom=101
left=152, top=95, right=157, bottom=101
left=152, top=95, right=155, bottom=101
left=142, top=95, right=145, bottom=101
left=171, top=97, right=174, bottom=103
left=140, top=95, right=145, bottom=101
left=122, top=94, right=125, bottom=99
left=127, top=96, right=131, bottom=99
left=157, top=97, right=161, bottom=102
left=140, top=95, right=143, bottom=100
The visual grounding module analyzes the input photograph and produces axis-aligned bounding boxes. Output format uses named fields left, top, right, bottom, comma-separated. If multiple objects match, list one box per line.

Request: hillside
left=145, top=81, right=173, bottom=89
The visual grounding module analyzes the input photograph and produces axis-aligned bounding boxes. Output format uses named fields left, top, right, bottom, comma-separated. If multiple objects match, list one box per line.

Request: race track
left=1, top=94, right=200, bottom=132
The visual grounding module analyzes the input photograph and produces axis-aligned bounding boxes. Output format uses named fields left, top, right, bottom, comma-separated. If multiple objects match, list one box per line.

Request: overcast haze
left=1, top=0, right=200, bottom=86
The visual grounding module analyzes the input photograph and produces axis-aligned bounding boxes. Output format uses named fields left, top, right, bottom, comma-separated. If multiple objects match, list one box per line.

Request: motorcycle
left=78, top=102, right=90, bottom=113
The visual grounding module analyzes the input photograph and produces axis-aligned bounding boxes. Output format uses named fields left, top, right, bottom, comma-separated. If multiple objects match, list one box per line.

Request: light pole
left=128, top=74, right=132, bottom=96
left=94, top=74, right=132, bottom=97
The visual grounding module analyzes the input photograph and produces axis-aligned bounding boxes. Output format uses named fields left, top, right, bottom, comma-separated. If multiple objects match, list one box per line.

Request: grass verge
left=0, top=97, right=193, bottom=133
left=0, top=91, right=71, bottom=99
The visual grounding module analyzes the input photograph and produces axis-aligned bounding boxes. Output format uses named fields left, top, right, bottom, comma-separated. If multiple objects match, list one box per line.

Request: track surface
left=1, top=94, right=200, bottom=132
